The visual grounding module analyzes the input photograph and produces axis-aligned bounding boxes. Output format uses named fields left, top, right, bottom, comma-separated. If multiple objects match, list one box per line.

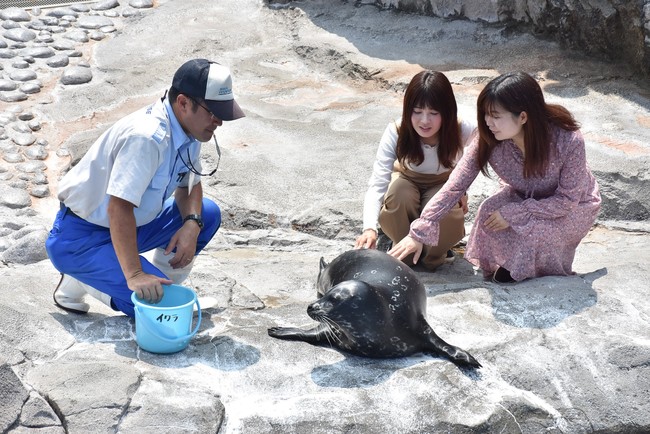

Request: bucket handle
left=135, top=298, right=202, bottom=344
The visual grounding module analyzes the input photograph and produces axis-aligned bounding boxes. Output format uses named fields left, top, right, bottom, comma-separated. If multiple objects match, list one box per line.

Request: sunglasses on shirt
left=178, top=135, right=221, bottom=177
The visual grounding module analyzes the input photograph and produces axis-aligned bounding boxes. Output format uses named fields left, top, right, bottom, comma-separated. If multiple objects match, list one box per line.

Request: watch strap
left=183, top=214, right=204, bottom=229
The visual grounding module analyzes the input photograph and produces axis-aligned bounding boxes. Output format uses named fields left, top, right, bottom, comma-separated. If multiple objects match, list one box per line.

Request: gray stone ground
left=1, top=0, right=650, bottom=433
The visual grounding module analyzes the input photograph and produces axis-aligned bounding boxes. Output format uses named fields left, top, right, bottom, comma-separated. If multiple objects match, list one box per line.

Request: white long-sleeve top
left=362, top=116, right=477, bottom=232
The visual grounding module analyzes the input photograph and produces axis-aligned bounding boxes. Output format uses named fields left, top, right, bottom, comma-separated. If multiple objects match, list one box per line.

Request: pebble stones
left=51, top=39, right=76, bottom=51
left=0, top=105, right=52, bottom=193
left=0, top=79, right=17, bottom=91
left=9, top=69, right=37, bottom=82
left=0, top=2, right=157, bottom=266
left=64, top=28, right=90, bottom=43
left=3, top=28, right=37, bottom=43
left=61, top=65, right=92, bottom=85
left=0, top=8, right=31, bottom=22
left=0, top=91, right=27, bottom=102
left=44, top=8, right=78, bottom=19
left=20, top=83, right=41, bottom=95
left=0, top=49, right=16, bottom=59
left=18, top=46, right=55, bottom=59
left=46, top=54, right=69, bottom=68
left=129, top=0, right=154, bottom=8
left=3, top=152, right=23, bottom=163
left=10, top=131, right=37, bottom=147
left=0, top=184, right=32, bottom=209
left=30, top=184, right=50, bottom=198
left=92, top=0, right=121, bottom=11
left=24, top=145, right=48, bottom=161
left=77, top=15, right=114, bottom=30
left=0, top=1, right=154, bottom=103
left=11, top=59, right=30, bottom=69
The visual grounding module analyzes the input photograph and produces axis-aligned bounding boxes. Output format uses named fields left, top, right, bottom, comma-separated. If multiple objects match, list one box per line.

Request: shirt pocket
left=150, top=172, right=169, bottom=191
left=135, top=173, right=170, bottom=226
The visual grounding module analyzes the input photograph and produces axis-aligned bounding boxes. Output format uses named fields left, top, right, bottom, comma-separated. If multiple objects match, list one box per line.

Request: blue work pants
left=45, top=197, right=220, bottom=317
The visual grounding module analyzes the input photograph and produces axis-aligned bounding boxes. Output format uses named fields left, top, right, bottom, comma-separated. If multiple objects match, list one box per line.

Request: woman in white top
left=355, top=70, right=476, bottom=270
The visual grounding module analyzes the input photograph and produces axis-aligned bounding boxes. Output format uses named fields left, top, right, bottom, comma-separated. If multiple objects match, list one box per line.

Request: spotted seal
left=268, top=249, right=481, bottom=369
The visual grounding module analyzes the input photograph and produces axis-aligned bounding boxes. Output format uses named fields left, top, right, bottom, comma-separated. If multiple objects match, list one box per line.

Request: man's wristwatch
left=183, top=214, right=204, bottom=229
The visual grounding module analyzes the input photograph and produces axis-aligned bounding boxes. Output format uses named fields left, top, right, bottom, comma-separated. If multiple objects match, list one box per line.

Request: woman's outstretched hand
left=355, top=228, right=378, bottom=249
left=388, top=236, right=423, bottom=265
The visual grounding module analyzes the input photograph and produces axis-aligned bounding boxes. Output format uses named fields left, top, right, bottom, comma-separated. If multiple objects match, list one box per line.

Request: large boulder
left=372, top=0, right=650, bottom=76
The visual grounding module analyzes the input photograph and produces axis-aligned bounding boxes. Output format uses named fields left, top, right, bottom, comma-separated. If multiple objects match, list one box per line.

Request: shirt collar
left=163, top=97, right=196, bottom=151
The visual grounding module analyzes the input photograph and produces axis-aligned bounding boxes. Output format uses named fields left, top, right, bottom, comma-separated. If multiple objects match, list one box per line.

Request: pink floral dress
left=409, top=125, right=601, bottom=281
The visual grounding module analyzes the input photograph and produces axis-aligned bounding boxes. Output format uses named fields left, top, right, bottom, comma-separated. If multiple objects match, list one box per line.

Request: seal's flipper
left=420, top=322, right=482, bottom=369
left=268, top=324, right=332, bottom=345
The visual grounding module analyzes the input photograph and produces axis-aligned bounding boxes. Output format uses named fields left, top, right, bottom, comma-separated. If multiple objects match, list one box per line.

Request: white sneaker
left=53, top=274, right=90, bottom=314
left=196, top=296, right=219, bottom=311
left=152, top=248, right=194, bottom=284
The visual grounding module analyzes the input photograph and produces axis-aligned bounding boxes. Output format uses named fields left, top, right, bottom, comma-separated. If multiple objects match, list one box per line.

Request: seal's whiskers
left=321, top=317, right=343, bottom=346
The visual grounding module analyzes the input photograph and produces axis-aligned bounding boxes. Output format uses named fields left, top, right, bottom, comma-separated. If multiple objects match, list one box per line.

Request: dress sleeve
left=362, top=122, right=398, bottom=231
left=409, top=136, right=481, bottom=245
left=499, top=130, right=589, bottom=232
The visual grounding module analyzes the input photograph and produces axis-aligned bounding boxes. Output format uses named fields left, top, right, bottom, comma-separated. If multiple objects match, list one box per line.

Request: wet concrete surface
left=2, top=0, right=650, bottom=432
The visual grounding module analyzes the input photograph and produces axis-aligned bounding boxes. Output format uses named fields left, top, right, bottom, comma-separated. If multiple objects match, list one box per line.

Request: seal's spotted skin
left=268, top=249, right=481, bottom=369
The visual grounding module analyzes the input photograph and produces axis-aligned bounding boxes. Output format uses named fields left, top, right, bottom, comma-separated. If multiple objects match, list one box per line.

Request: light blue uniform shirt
left=58, top=97, right=202, bottom=228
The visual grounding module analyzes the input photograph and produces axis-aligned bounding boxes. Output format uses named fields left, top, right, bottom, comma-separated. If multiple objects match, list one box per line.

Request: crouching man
left=46, top=59, right=245, bottom=317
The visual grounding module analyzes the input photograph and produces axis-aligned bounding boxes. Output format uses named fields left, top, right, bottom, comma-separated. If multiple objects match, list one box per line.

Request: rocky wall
left=366, top=0, right=650, bottom=77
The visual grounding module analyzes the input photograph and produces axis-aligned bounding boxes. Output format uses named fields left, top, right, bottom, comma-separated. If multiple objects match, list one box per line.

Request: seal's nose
left=307, top=302, right=319, bottom=315
left=307, top=302, right=327, bottom=319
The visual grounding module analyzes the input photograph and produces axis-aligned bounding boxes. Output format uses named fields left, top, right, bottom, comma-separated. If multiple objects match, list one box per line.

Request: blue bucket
left=131, top=284, right=201, bottom=354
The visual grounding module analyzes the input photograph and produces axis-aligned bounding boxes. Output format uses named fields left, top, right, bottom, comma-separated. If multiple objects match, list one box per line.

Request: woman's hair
left=476, top=71, right=579, bottom=178
left=396, top=70, right=461, bottom=168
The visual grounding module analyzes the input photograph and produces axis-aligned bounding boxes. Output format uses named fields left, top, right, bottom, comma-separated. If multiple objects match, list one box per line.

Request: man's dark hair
left=168, top=86, right=204, bottom=113
left=168, top=86, right=181, bottom=104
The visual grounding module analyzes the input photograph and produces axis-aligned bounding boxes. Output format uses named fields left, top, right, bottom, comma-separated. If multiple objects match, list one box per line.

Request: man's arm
left=108, top=195, right=171, bottom=302
left=163, top=182, right=204, bottom=269
left=174, top=181, right=204, bottom=219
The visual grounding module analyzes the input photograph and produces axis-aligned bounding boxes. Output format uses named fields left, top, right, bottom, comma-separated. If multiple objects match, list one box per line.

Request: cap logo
left=172, top=58, right=245, bottom=121
left=205, top=63, right=234, bottom=102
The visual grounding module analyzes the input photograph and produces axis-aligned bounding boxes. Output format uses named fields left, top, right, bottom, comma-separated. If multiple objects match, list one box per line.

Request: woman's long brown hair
left=476, top=72, right=579, bottom=178
left=396, top=71, right=462, bottom=168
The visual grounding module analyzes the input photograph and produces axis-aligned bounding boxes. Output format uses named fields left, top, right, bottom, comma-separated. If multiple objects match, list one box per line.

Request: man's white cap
left=172, top=58, right=245, bottom=121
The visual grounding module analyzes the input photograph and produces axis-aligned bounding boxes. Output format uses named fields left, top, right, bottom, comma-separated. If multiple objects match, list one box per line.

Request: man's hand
left=388, top=236, right=423, bottom=265
left=171, top=182, right=204, bottom=269
left=355, top=228, right=378, bottom=249
left=165, top=221, right=200, bottom=269
left=108, top=196, right=174, bottom=303
left=127, top=271, right=172, bottom=304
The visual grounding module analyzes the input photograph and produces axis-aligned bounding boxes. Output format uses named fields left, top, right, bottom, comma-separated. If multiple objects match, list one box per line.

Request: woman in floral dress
left=388, top=71, right=601, bottom=283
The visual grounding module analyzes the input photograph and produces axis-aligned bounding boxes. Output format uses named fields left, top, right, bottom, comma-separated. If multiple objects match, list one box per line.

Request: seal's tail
left=421, top=323, right=482, bottom=369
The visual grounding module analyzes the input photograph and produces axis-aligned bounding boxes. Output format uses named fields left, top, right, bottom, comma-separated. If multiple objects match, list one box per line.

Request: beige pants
left=378, top=164, right=466, bottom=270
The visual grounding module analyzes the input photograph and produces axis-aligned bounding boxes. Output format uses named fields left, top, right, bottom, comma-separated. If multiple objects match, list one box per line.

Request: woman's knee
left=385, top=181, right=419, bottom=209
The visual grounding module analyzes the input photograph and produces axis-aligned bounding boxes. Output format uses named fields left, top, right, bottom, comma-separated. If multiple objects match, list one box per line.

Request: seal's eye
left=329, top=287, right=351, bottom=301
